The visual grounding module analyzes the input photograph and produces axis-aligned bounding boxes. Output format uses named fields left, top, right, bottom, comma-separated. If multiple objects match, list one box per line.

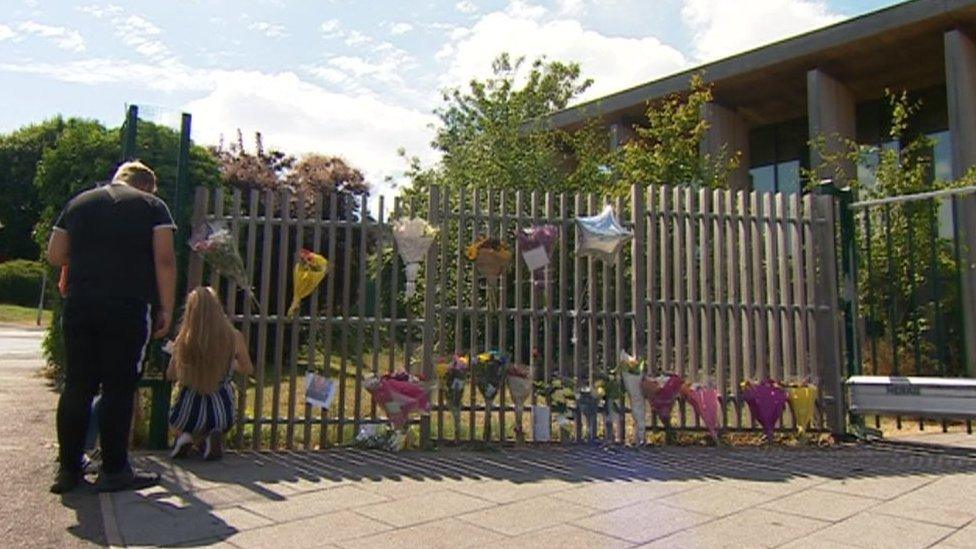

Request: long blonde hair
left=174, top=286, right=236, bottom=394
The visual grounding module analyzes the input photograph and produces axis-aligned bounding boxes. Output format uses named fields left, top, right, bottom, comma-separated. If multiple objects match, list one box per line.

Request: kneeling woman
left=166, top=287, right=253, bottom=460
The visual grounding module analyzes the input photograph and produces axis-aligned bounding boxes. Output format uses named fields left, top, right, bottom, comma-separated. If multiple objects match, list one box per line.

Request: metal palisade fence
left=186, top=184, right=844, bottom=450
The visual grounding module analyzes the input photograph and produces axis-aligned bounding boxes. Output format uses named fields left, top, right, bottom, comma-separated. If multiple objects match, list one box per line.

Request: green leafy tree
left=614, top=73, right=740, bottom=190
left=0, top=118, right=72, bottom=262
left=808, top=90, right=971, bottom=376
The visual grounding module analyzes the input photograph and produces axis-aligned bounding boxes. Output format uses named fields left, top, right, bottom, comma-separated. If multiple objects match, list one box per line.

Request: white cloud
left=184, top=71, right=438, bottom=200
left=389, top=22, right=413, bottom=35
left=455, top=1, right=477, bottom=14
left=320, top=19, right=339, bottom=34
left=77, top=3, right=123, bottom=19
left=0, top=58, right=208, bottom=91
left=437, top=8, right=688, bottom=102
left=682, top=0, right=842, bottom=62
left=344, top=30, right=371, bottom=46
left=0, top=24, right=15, bottom=41
left=17, top=21, right=86, bottom=52
left=247, top=21, right=287, bottom=38
left=506, top=0, right=547, bottom=19
left=556, top=0, right=585, bottom=17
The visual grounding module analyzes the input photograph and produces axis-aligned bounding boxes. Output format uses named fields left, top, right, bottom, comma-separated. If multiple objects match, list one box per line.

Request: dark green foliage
left=0, top=259, right=47, bottom=307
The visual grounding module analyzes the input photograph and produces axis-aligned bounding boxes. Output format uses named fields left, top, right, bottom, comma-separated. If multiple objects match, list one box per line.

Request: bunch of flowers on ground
left=364, top=370, right=431, bottom=450
left=535, top=377, right=576, bottom=442
left=472, top=350, right=508, bottom=441
left=436, top=354, right=469, bottom=433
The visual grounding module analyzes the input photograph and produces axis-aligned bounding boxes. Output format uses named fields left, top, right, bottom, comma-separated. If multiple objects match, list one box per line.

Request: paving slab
left=494, top=524, right=633, bottom=549
left=639, top=508, right=827, bottom=548
left=337, top=518, right=505, bottom=549
left=811, top=512, right=955, bottom=549
left=575, top=501, right=713, bottom=544
left=553, top=478, right=695, bottom=510
left=456, top=494, right=594, bottom=536
left=355, top=489, right=493, bottom=527
left=761, top=488, right=880, bottom=522
left=229, top=510, right=390, bottom=548
left=657, top=483, right=777, bottom=517
left=241, top=485, right=388, bottom=523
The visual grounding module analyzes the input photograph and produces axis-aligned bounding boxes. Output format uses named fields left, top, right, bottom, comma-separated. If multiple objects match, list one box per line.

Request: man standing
left=47, top=161, right=176, bottom=494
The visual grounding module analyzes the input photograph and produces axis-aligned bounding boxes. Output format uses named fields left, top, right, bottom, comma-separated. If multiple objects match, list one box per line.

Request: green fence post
left=122, top=105, right=138, bottom=161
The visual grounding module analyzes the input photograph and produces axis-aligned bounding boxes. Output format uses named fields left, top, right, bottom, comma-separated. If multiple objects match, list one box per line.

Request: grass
left=0, top=303, right=49, bottom=326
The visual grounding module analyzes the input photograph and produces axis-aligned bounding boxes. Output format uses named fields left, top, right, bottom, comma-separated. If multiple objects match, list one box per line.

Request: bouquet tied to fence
left=436, top=354, right=469, bottom=431
left=535, top=377, right=576, bottom=442
left=576, top=384, right=600, bottom=443
left=189, top=221, right=260, bottom=309
left=466, top=236, right=513, bottom=278
left=364, top=370, right=431, bottom=443
left=619, top=350, right=647, bottom=445
left=682, top=378, right=721, bottom=444
left=472, top=350, right=508, bottom=442
left=506, top=363, right=533, bottom=441
left=785, top=376, right=819, bottom=437
left=392, top=217, right=438, bottom=298
left=740, top=379, right=788, bottom=442
left=641, top=372, right=684, bottom=444
left=288, top=248, right=329, bottom=316
left=516, top=225, right=558, bottom=287
left=596, top=366, right=626, bottom=442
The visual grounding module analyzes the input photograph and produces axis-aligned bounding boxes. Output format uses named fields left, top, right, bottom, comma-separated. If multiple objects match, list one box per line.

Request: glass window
left=750, top=165, right=775, bottom=193
left=747, top=117, right=808, bottom=194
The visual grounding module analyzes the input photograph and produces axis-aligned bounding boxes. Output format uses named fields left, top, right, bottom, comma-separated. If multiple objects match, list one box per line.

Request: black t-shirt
left=54, top=183, right=176, bottom=303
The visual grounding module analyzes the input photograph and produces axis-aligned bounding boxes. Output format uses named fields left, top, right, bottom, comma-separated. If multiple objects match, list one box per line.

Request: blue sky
left=0, top=0, right=899, bottom=197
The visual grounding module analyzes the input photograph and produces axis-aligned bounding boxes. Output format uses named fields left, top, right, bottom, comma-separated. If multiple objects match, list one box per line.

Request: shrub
left=0, top=259, right=46, bottom=307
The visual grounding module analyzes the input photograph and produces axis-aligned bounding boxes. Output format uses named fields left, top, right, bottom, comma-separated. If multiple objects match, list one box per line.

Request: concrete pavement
left=106, top=442, right=976, bottom=548
left=0, top=326, right=105, bottom=547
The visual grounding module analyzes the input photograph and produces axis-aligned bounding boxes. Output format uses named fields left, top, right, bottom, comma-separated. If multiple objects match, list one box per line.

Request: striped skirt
left=168, top=381, right=236, bottom=435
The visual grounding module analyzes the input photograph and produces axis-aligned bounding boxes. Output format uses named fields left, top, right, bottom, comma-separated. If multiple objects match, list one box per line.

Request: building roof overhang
left=539, top=0, right=976, bottom=131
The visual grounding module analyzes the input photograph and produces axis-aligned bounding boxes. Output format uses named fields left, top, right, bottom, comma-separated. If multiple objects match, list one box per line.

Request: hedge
left=0, top=259, right=46, bottom=307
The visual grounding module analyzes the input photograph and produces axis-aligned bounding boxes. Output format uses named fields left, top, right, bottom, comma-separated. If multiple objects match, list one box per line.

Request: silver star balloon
left=576, top=205, right=632, bottom=261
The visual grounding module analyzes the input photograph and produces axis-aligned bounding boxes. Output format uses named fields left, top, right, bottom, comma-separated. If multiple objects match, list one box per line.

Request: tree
left=401, top=53, right=610, bottom=198
left=614, top=73, right=740, bottom=190
left=809, top=90, right=974, bottom=376
left=0, top=117, right=69, bottom=261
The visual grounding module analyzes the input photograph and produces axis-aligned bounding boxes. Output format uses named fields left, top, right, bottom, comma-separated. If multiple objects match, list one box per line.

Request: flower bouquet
left=642, top=373, right=684, bottom=444
left=576, top=384, right=599, bottom=444
left=364, top=370, right=431, bottom=449
left=392, top=217, right=438, bottom=298
left=436, top=354, right=469, bottom=436
left=466, top=236, right=512, bottom=309
left=596, top=367, right=625, bottom=443
left=506, top=363, right=533, bottom=442
left=354, top=424, right=407, bottom=452
left=741, top=379, right=788, bottom=443
left=619, top=350, right=647, bottom=445
left=189, top=221, right=260, bottom=309
left=682, top=379, right=721, bottom=444
left=516, top=225, right=558, bottom=288
left=288, top=249, right=329, bottom=316
left=472, top=350, right=508, bottom=441
left=785, top=377, right=819, bottom=437
left=535, top=377, right=576, bottom=443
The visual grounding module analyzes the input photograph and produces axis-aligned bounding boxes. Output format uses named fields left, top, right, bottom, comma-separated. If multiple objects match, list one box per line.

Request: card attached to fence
left=305, top=372, right=337, bottom=409
left=521, top=246, right=550, bottom=272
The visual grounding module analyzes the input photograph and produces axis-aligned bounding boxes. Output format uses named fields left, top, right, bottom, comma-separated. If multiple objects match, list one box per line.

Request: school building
left=546, top=0, right=976, bottom=191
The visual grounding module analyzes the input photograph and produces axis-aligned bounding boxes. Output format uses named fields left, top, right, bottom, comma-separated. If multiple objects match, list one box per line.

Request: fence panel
left=186, top=183, right=842, bottom=450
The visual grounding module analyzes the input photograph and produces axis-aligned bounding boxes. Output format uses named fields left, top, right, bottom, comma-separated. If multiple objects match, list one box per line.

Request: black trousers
left=58, top=297, right=151, bottom=475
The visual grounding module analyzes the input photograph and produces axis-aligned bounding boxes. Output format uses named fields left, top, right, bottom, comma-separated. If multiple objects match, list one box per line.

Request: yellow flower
left=477, top=352, right=492, bottom=363
left=436, top=362, right=449, bottom=379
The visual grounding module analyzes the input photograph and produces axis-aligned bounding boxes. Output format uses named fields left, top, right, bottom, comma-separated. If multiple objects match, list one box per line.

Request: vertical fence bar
left=239, top=189, right=259, bottom=448
left=777, top=194, right=794, bottom=386
left=514, top=190, right=525, bottom=427
left=660, top=187, right=673, bottom=376
left=453, top=189, right=466, bottom=442
left=498, top=189, right=509, bottom=441
left=543, top=192, right=556, bottom=435
left=371, top=197, right=384, bottom=424
left=726, top=190, right=741, bottom=428
left=763, top=193, right=781, bottom=381
left=269, top=190, right=291, bottom=449
left=286, top=192, right=304, bottom=449
left=421, top=186, right=440, bottom=446
left=337, top=195, right=355, bottom=443
left=751, top=191, right=768, bottom=381
left=252, top=190, right=275, bottom=449
left=803, top=194, right=822, bottom=428
left=303, top=194, right=324, bottom=449
left=572, top=193, right=583, bottom=438
left=435, top=191, right=448, bottom=440
left=353, top=197, right=369, bottom=440
left=632, top=185, right=647, bottom=443
left=468, top=189, right=480, bottom=441
left=712, top=189, right=727, bottom=427
left=790, top=194, right=809, bottom=380
left=224, top=190, right=244, bottom=448
left=673, top=187, right=685, bottom=384
left=812, top=194, right=845, bottom=435
left=319, top=193, right=338, bottom=448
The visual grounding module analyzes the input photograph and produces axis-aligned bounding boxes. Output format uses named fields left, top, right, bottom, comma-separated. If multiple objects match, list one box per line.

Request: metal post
left=122, top=105, right=138, bottom=161
left=420, top=185, right=441, bottom=449
left=816, top=180, right=859, bottom=377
